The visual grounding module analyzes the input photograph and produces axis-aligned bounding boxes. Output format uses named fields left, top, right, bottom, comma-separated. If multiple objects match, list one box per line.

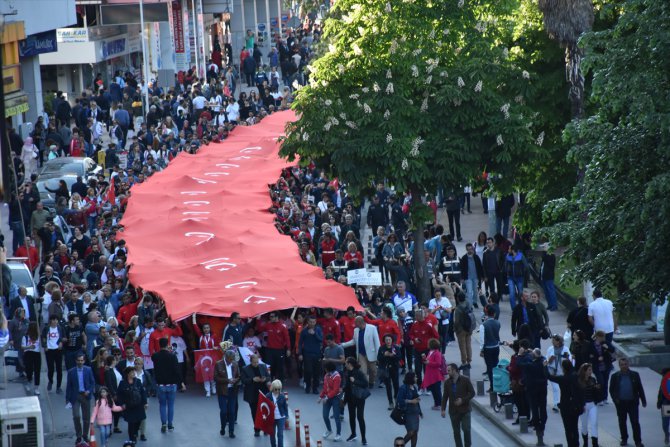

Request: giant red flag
left=254, top=391, right=275, bottom=435
left=193, top=348, right=222, bottom=383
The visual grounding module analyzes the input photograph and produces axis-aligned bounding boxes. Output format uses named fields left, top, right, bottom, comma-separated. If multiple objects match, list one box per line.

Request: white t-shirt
left=171, top=336, right=187, bottom=363
left=46, top=326, right=60, bottom=350
left=243, top=336, right=262, bottom=353
left=429, top=297, right=452, bottom=325
left=226, top=102, right=240, bottom=122
left=588, top=297, right=615, bottom=333
left=392, top=292, right=417, bottom=313
left=192, top=95, right=207, bottom=110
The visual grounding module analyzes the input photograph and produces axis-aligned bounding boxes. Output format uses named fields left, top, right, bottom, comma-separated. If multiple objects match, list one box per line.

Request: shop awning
left=119, top=111, right=361, bottom=320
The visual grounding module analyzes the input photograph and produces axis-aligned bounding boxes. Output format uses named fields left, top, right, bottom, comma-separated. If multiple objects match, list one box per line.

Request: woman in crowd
left=8, top=308, right=28, bottom=379
left=397, top=371, right=422, bottom=447
left=267, top=380, right=288, bottom=447
left=570, top=329, right=591, bottom=369
left=318, top=362, right=342, bottom=442
left=343, top=357, right=368, bottom=445
left=90, top=386, right=123, bottom=447
left=421, top=338, right=444, bottom=410
left=103, top=355, right=123, bottom=433
left=508, top=339, right=530, bottom=425
left=378, top=334, right=401, bottom=410
left=577, top=363, right=601, bottom=447
left=547, top=359, right=583, bottom=447
left=92, top=347, right=108, bottom=387
left=589, top=330, right=614, bottom=404
left=21, top=321, right=41, bottom=395
left=116, top=366, right=147, bottom=443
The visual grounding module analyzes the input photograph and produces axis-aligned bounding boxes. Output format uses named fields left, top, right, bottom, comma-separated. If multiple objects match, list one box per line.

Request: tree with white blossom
left=280, top=0, right=540, bottom=301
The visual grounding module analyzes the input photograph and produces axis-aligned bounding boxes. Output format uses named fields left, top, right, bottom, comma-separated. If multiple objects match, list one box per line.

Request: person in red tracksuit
left=317, top=309, right=341, bottom=346
left=149, top=318, right=183, bottom=355
left=365, top=307, right=402, bottom=345
left=318, top=362, right=343, bottom=441
left=192, top=315, right=220, bottom=397
left=409, top=310, right=439, bottom=390
left=264, top=312, right=291, bottom=381
left=338, top=307, right=357, bottom=359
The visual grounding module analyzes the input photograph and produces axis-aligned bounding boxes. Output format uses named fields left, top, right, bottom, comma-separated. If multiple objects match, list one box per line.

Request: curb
left=471, top=399, right=528, bottom=447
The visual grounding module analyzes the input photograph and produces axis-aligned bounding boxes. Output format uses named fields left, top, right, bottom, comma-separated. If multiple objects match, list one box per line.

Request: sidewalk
left=437, top=199, right=666, bottom=447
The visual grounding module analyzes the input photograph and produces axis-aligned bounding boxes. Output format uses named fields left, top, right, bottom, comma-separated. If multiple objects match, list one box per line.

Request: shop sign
left=19, top=30, right=58, bottom=58
left=57, top=28, right=89, bottom=43
left=102, top=38, right=127, bottom=59
left=4, top=94, right=30, bottom=117
left=2, top=65, right=22, bottom=94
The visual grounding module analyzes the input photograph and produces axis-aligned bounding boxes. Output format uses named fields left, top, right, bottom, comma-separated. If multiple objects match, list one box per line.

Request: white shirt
left=272, top=393, right=283, bottom=419
left=226, top=102, right=240, bottom=122
left=429, top=297, right=452, bottom=325
left=46, top=326, right=60, bottom=350
left=22, top=336, right=40, bottom=352
left=171, top=336, right=187, bottom=363
left=588, top=297, right=615, bottom=333
left=225, top=360, right=234, bottom=387
left=192, top=95, right=207, bottom=110
left=546, top=345, right=570, bottom=375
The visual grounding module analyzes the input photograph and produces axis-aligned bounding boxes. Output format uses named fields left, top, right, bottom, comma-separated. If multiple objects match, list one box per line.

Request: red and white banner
left=194, top=348, right=223, bottom=383
left=254, top=391, right=275, bottom=435
left=120, top=111, right=361, bottom=320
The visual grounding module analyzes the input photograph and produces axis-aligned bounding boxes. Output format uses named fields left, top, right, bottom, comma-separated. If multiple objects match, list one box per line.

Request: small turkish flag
left=254, top=391, right=275, bottom=435
left=106, top=176, right=116, bottom=205
left=194, top=348, right=222, bottom=383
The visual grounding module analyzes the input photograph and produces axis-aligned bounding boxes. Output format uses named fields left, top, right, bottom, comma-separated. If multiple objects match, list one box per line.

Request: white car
left=5, top=260, right=37, bottom=298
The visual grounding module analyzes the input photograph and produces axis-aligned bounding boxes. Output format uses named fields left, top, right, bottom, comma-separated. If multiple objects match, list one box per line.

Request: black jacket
left=610, top=370, right=646, bottom=406
left=459, top=254, right=484, bottom=281
left=511, top=302, right=542, bottom=337
left=540, top=252, right=556, bottom=281
left=151, top=349, right=182, bottom=385
left=548, top=371, right=584, bottom=413
left=9, top=296, right=38, bottom=322
left=240, top=363, right=271, bottom=402
left=567, top=306, right=593, bottom=337
left=367, top=202, right=389, bottom=230
left=495, top=194, right=515, bottom=218
left=482, top=248, right=502, bottom=275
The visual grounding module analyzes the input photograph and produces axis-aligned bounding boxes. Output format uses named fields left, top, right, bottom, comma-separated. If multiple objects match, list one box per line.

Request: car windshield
left=9, top=266, right=33, bottom=288
left=41, top=162, right=84, bottom=177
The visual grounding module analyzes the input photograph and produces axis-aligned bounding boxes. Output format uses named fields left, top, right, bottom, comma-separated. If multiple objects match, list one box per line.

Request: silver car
left=5, top=261, right=37, bottom=298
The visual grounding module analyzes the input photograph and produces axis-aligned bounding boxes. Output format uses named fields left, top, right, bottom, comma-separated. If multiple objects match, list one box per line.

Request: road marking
left=472, top=414, right=515, bottom=447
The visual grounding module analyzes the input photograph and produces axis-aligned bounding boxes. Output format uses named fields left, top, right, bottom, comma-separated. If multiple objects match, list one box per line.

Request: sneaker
left=552, top=406, right=559, bottom=413
left=431, top=405, right=440, bottom=411
left=323, top=431, right=332, bottom=439
left=47, top=382, right=53, bottom=391
left=346, top=434, right=357, bottom=442
left=140, top=434, right=147, bottom=441
left=34, top=389, right=40, bottom=396
left=56, top=388, right=63, bottom=394
left=114, top=427, right=122, bottom=433
left=168, top=425, right=174, bottom=432
left=229, top=433, right=235, bottom=439
left=362, top=441, right=368, bottom=446
left=211, top=388, right=216, bottom=395
left=206, top=391, right=211, bottom=398
left=220, top=429, right=226, bottom=436
left=334, top=434, right=342, bottom=442
left=161, top=425, right=167, bottom=433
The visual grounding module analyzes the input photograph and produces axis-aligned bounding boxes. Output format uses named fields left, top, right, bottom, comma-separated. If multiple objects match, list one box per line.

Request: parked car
left=36, top=174, right=79, bottom=210
left=39, top=157, right=102, bottom=181
left=6, top=260, right=37, bottom=297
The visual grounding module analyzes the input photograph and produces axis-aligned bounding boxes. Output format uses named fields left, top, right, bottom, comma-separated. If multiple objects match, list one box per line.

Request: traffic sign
left=258, top=23, right=266, bottom=32
left=663, top=371, right=670, bottom=401
left=271, top=17, right=278, bottom=26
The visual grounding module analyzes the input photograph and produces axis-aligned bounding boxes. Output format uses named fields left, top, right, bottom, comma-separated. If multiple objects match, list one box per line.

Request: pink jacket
left=421, top=349, right=445, bottom=389
left=90, top=399, right=123, bottom=426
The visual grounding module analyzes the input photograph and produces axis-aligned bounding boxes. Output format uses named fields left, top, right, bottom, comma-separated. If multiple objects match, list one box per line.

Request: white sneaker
left=34, top=389, right=40, bottom=396
left=212, top=388, right=216, bottom=395
left=323, top=431, right=332, bottom=439
left=334, top=434, right=342, bottom=442
left=206, top=391, right=211, bottom=398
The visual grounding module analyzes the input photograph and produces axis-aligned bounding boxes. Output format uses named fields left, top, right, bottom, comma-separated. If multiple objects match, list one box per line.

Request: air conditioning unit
left=0, top=396, right=44, bottom=447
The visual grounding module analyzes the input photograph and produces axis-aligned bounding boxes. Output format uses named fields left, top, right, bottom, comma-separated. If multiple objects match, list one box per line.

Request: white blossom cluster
left=303, top=132, right=310, bottom=141
left=349, top=93, right=360, bottom=100
left=536, top=131, right=545, bottom=146
left=474, top=80, right=483, bottom=92
left=421, top=98, right=429, bottom=112
left=373, top=82, right=380, bottom=92
left=502, top=48, right=509, bottom=59
left=363, top=103, right=372, bottom=114
left=457, top=77, right=465, bottom=88
left=346, top=121, right=358, bottom=129
left=425, top=75, right=432, bottom=85
left=362, top=87, right=369, bottom=93
left=401, top=158, right=409, bottom=170
left=386, top=69, right=392, bottom=79
left=458, top=0, right=465, bottom=7
left=329, top=44, right=336, bottom=53
left=514, top=95, right=523, bottom=104
left=324, top=99, right=332, bottom=106
left=411, top=65, right=419, bottom=77
left=412, top=48, right=422, bottom=56
left=358, top=27, right=365, bottom=36
left=385, top=2, right=392, bottom=13
left=386, top=82, right=394, bottom=94
left=390, top=39, right=398, bottom=54
left=352, top=44, right=362, bottom=56
left=440, top=71, right=448, bottom=77
left=522, top=70, right=530, bottom=79
left=410, top=137, right=424, bottom=156
left=323, top=122, right=332, bottom=131
left=496, top=135, right=504, bottom=146
left=384, top=109, right=391, bottom=120
left=338, top=64, right=345, bottom=74
left=386, top=133, right=393, bottom=143
left=475, top=21, right=487, bottom=33
left=500, top=103, right=510, bottom=119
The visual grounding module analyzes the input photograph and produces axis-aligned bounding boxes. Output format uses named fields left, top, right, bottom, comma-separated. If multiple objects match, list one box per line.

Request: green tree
left=280, top=0, right=540, bottom=301
left=543, top=0, right=670, bottom=307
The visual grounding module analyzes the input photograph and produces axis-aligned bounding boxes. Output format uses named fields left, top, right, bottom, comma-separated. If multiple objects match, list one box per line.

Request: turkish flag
left=254, top=391, right=275, bottom=435
left=194, top=348, right=222, bottom=383
left=106, top=176, right=116, bottom=205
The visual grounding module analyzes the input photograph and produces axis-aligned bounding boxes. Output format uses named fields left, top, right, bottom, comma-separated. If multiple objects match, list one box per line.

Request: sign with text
left=347, top=269, right=382, bottom=286
left=57, top=28, right=89, bottom=43
left=19, top=30, right=57, bottom=58
left=101, top=37, right=126, bottom=59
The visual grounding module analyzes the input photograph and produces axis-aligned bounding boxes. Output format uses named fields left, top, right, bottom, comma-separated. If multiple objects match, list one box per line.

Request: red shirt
left=149, top=326, right=183, bottom=355
left=193, top=324, right=219, bottom=349
left=370, top=318, right=402, bottom=344
left=264, top=321, right=290, bottom=350
left=425, top=313, right=439, bottom=329
left=14, top=246, right=39, bottom=272
left=320, top=371, right=342, bottom=399
left=338, top=316, right=356, bottom=342
left=408, top=320, right=439, bottom=352
left=117, top=300, right=140, bottom=328
left=317, top=317, right=341, bottom=345
left=343, top=251, right=363, bottom=267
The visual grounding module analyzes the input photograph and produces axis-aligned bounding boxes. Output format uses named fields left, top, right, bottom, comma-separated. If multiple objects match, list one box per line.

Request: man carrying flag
left=256, top=380, right=288, bottom=447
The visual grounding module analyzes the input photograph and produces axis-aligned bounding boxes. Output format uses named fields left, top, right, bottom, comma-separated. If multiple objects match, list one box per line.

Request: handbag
left=390, top=406, right=406, bottom=425
left=352, top=384, right=371, bottom=400
left=540, top=326, right=551, bottom=340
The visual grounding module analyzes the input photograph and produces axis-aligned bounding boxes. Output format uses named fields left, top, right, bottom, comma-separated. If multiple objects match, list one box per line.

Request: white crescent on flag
left=260, top=402, right=271, bottom=420
left=198, top=355, right=213, bottom=372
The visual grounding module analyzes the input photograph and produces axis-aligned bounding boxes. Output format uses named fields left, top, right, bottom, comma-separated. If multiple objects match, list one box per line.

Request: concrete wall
left=1, top=0, right=77, bottom=35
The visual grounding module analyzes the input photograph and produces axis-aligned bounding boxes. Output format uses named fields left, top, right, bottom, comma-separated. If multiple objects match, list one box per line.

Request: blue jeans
left=508, top=276, right=524, bottom=309
left=322, top=396, right=341, bottom=435
left=542, top=280, right=557, bottom=310
left=496, top=216, right=510, bottom=238
left=157, top=384, right=176, bottom=425
left=270, top=418, right=285, bottom=447
left=96, top=424, right=111, bottom=447
left=464, top=278, right=479, bottom=307
left=218, top=391, right=237, bottom=434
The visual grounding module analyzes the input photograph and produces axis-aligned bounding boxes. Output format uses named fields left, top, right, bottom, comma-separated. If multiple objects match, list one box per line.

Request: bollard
left=519, top=416, right=528, bottom=434
left=476, top=380, right=485, bottom=396
left=304, top=424, right=311, bottom=447
left=462, top=367, right=470, bottom=378
left=284, top=392, right=291, bottom=430
left=504, top=403, right=514, bottom=420
left=295, top=410, right=301, bottom=447
left=489, top=391, right=497, bottom=408
left=317, top=442, right=323, bottom=447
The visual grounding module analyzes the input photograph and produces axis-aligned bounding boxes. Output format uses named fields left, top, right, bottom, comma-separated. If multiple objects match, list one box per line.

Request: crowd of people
left=0, top=22, right=668, bottom=447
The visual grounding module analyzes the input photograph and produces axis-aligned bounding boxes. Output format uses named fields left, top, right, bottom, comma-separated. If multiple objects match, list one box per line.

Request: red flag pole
left=317, top=442, right=323, bottom=447
left=295, top=409, right=301, bottom=447
left=284, top=391, right=290, bottom=430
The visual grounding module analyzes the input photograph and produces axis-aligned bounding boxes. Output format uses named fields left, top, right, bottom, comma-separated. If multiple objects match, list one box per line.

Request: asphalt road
left=38, top=379, right=519, bottom=447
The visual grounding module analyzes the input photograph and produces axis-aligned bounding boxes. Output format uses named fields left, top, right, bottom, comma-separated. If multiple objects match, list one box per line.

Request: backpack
left=461, top=306, right=477, bottom=333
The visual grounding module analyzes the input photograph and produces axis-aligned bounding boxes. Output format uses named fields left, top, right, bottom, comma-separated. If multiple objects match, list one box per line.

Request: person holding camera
left=546, top=334, right=572, bottom=412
